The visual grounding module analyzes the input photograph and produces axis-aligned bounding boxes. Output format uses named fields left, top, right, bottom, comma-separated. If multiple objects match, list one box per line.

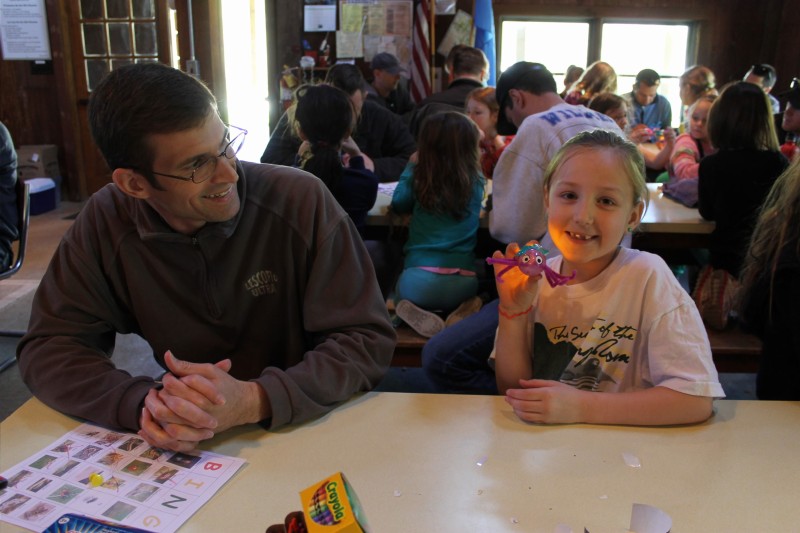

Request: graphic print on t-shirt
left=535, top=316, right=637, bottom=391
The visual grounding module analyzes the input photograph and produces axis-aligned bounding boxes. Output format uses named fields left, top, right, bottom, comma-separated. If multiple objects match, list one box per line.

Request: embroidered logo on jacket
left=244, top=270, right=278, bottom=296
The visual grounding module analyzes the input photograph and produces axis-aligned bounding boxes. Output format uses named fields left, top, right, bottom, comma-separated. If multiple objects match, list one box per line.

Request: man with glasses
left=743, top=63, right=780, bottom=114
left=17, top=63, right=395, bottom=451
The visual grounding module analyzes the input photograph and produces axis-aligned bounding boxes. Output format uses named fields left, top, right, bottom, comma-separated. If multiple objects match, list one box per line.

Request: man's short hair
left=325, top=63, right=367, bottom=96
left=87, top=63, right=217, bottom=183
left=635, top=69, right=661, bottom=87
left=449, top=46, right=489, bottom=78
left=495, top=62, right=556, bottom=135
left=746, top=64, right=777, bottom=89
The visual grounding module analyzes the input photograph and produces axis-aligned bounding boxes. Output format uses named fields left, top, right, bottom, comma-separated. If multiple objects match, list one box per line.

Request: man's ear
left=112, top=168, right=151, bottom=199
left=509, top=89, right=524, bottom=110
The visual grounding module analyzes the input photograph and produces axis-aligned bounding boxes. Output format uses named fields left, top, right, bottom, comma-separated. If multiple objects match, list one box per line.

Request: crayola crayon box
left=299, top=472, right=370, bottom=533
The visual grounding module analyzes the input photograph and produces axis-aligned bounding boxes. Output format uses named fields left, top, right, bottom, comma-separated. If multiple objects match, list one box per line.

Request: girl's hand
left=663, top=126, right=676, bottom=146
left=493, top=242, right=541, bottom=314
left=628, top=124, right=652, bottom=144
left=492, top=134, right=507, bottom=151
left=505, top=379, right=586, bottom=424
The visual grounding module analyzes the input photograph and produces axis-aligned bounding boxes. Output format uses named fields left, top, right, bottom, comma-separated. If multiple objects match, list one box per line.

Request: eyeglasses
left=147, top=125, right=247, bottom=184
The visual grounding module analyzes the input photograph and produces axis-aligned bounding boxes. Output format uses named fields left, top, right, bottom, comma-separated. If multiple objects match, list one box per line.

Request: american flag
left=410, top=0, right=432, bottom=103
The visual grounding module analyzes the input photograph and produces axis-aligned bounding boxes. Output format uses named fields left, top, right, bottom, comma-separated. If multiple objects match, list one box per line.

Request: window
left=499, top=21, right=589, bottom=95
left=601, top=23, right=689, bottom=128
left=78, top=0, right=159, bottom=91
left=500, top=19, right=693, bottom=128
left=221, top=1, right=270, bottom=163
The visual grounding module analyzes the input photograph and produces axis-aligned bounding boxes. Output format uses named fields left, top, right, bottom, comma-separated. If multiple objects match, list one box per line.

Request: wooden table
left=2, top=395, right=798, bottom=532
left=639, top=183, right=712, bottom=235
left=366, top=181, right=491, bottom=230
left=368, top=183, right=712, bottom=236
left=633, top=183, right=714, bottom=255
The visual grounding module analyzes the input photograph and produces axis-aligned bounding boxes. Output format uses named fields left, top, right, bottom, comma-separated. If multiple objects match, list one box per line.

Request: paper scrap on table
left=0, top=423, right=245, bottom=533
left=629, top=503, right=672, bottom=533
left=622, top=452, right=642, bottom=468
left=377, top=182, right=398, bottom=196
left=581, top=503, right=671, bottom=533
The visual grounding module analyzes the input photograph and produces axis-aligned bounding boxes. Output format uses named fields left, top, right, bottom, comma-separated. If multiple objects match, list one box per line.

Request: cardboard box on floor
left=16, top=145, right=60, bottom=180
left=16, top=145, right=62, bottom=204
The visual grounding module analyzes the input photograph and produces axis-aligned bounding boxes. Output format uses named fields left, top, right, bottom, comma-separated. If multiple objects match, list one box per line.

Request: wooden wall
left=1, top=0, right=798, bottom=201
left=0, top=1, right=81, bottom=199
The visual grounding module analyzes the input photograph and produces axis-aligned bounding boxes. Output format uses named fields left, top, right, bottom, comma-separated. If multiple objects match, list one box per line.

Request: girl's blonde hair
left=739, top=157, right=800, bottom=321
left=680, top=65, right=717, bottom=104
left=568, top=61, right=618, bottom=103
left=543, top=129, right=649, bottom=210
left=414, top=111, right=483, bottom=219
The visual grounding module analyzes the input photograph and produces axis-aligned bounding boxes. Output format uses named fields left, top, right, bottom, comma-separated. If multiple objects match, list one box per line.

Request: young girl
left=739, top=157, right=800, bottom=400
left=670, top=95, right=717, bottom=180
left=465, top=87, right=512, bottom=179
left=492, top=129, right=723, bottom=426
left=293, top=84, right=379, bottom=233
left=391, top=112, right=486, bottom=337
left=699, top=81, right=788, bottom=278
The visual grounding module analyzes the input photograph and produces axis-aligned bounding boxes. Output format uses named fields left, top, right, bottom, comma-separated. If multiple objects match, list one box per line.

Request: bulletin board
left=335, top=0, right=413, bottom=62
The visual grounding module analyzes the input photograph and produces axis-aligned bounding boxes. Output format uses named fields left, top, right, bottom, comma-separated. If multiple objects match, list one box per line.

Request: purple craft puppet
left=486, top=243, right=576, bottom=287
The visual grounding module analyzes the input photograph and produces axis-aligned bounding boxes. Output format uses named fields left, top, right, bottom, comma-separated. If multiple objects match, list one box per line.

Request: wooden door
left=64, top=0, right=172, bottom=196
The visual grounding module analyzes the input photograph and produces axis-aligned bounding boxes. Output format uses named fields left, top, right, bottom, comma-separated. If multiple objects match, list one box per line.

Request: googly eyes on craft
left=536, top=256, right=543, bottom=264
left=521, top=255, right=531, bottom=263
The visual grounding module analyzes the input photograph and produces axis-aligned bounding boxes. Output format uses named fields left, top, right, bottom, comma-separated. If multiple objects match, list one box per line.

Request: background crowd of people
left=260, top=47, right=800, bottom=404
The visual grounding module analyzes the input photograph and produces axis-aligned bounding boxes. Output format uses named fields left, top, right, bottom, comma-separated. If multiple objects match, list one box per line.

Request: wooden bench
left=706, top=327, right=762, bottom=374
left=393, top=324, right=763, bottom=373
left=391, top=325, right=426, bottom=367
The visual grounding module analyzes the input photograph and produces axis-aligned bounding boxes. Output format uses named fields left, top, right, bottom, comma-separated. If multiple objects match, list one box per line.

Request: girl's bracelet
left=498, top=305, right=533, bottom=320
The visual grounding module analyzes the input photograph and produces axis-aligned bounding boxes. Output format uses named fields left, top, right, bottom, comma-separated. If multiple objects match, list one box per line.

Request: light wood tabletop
left=368, top=182, right=713, bottom=237
left=639, top=183, right=713, bottom=235
left=2, top=394, right=798, bottom=532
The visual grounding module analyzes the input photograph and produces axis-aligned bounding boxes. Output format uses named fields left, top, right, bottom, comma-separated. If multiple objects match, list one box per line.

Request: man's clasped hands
left=139, top=351, right=270, bottom=451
